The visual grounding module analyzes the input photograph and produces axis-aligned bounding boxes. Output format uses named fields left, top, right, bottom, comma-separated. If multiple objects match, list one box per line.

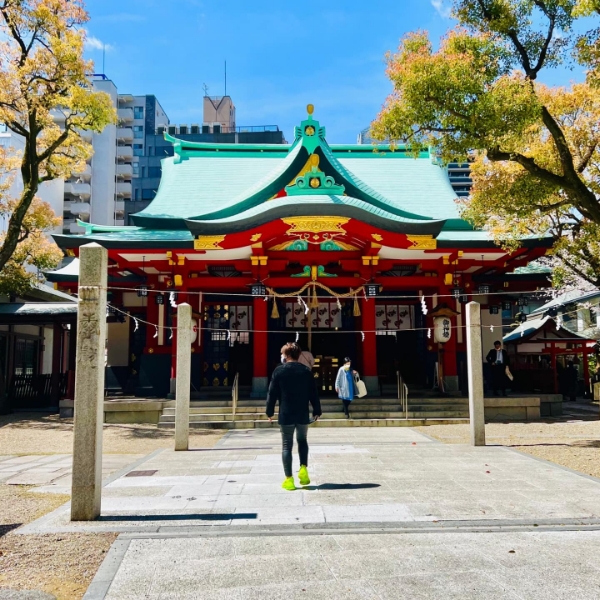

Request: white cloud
left=84, top=32, right=114, bottom=52
left=431, top=0, right=452, bottom=18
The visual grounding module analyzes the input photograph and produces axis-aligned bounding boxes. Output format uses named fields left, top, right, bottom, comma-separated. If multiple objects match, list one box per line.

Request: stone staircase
left=157, top=396, right=470, bottom=429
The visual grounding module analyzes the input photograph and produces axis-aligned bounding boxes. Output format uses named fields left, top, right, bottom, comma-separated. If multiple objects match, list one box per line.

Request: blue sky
left=83, top=0, right=585, bottom=144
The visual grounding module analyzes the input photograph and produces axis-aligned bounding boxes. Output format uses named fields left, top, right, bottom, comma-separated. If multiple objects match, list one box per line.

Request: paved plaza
left=12, top=427, right=600, bottom=598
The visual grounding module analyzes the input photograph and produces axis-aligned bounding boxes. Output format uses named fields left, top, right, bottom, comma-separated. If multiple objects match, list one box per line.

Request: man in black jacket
left=486, top=340, right=509, bottom=396
left=266, top=342, right=322, bottom=491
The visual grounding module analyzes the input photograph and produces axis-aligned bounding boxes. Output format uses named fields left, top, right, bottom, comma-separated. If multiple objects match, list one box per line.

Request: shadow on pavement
left=303, top=483, right=381, bottom=491
left=96, top=513, right=258, bottom=522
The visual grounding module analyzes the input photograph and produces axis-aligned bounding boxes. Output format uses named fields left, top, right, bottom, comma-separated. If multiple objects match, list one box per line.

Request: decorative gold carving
left=250, top=233, right=262, bottom=242
left=406, top=235, right=437, bottom=250
left=194, top=235, right=225, bottom=250
left=307, top=103, right=314, bottom=115
left=282, top=216, right=349, bottom=235
left=251, top=256, right=268, bottom=266
left=371, top=233, right=383, bottom=242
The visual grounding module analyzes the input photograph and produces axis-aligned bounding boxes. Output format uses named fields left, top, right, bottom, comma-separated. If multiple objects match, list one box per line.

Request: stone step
left=157, top=417, right=470, bottom=429
left=158, top=409, right=468, bottom=424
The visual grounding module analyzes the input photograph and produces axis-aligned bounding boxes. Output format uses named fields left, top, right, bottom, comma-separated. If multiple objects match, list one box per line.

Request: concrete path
left=17, top=428, right=600, bottom=598
left=0, top=454, right=144, bottom=492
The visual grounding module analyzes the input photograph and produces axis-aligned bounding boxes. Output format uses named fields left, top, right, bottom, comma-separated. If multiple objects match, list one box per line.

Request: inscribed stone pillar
left=175, top=303, right=192, bottom=451
left=71, top=243, right=108, bottom=521
left=466, top=301, right=485, bottom=446
left=360, top=296, right=380, bottom=396
left=251, top=295, right=268, bottom=398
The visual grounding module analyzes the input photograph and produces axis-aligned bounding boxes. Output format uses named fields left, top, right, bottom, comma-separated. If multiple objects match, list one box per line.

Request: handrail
left=231, top=373, right=239, bottom=422
left=397, top=371, right=409, bottom=420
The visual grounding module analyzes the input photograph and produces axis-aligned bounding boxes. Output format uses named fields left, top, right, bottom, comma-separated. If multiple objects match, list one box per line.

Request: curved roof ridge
left=185, top=194, right=445, bottom=237
left=317, top=142, right=435, bottom=222
left=186, top=141, right=308, bottom=221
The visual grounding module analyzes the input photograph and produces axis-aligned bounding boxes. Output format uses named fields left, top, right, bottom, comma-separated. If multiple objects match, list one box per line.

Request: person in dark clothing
left=565, top=361, right=579, bottom=402
left=486, top=340, right=509, bottom=396
left=266, top=342, right=322, bottom=491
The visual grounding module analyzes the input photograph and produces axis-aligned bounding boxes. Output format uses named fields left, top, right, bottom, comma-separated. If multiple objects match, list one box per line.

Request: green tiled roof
left=335, top=155, right=461, bottom=223
left=131, top=109, right=468, bottom=230
left=185, top=195, right=445, bottom=236
left=53, top=228, right=194, bottom=249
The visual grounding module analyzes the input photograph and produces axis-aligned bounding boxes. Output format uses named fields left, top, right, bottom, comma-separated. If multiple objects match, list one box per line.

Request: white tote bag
left=354, top=373, right=368, bottom=398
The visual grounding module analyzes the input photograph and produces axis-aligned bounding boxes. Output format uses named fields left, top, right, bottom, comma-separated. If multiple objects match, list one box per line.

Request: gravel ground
left=0, top=413, right=224, bottom=455
left=0, top=415, right=224, bottom=599
left=0, top=485, right=117, bottom=599
left=416, top=418, right=600, bottom=478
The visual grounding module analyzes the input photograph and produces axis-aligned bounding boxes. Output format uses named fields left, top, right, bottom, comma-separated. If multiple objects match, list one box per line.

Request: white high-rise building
left=1, top=76, right=170, bottom=236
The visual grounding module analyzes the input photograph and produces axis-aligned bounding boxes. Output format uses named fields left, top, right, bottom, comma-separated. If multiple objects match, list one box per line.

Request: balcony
left=114, top=200, right=125, bottom=212
left=116, top=146, right=133, bottom=159
left=116, top=182, right=132, bottom=197
left=118, top=108, right=134, bottom=123
left=64, top=182, right=91, bottom=198
left=70, top=202, right=91, bottom=217
left=116, top=164, right=133, bottom=178
left=72, top=163, right=92, bottom=180
left=117, top=127, right=133, bottom=142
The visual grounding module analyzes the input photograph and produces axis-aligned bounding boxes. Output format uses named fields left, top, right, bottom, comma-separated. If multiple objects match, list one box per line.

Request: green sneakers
left=282, top=467, right=310, bottom=490
left=298, top=465, right=310, bottom=486
left=282, top=476, right=296, bottom=491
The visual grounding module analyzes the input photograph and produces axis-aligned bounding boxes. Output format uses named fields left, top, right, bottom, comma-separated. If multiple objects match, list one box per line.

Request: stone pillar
left=71, top=243, right=108, bottom=521
left=175, top=303, right=192, bottom=451
left=251, top=295, right=268, bottom=398
left=360, top=296, right=380, bottom=396
left=466, top=301, right=485, bottom=446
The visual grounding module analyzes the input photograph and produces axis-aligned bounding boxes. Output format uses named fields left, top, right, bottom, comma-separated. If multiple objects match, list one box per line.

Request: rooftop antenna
left=224, top=60, right=227, bottom=97
left=102, top=43, right=106, bottom=75
left=203, top=83, right=209, bottom=97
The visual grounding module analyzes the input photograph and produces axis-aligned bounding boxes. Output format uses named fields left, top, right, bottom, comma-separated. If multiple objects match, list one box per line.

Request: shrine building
left=49, top=105, right=551, bottom=399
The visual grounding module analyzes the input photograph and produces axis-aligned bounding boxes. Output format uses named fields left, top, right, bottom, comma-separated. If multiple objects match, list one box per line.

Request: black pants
left=342, top=400, right=351, bottom=415
left=279, top=424, right=309, bottom=478
left=491, top=364, right=507, bottom=394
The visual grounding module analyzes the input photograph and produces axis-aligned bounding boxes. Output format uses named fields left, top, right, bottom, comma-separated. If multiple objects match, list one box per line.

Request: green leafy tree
left=0, top=196, right=63, bottom=297
left=0, top=0, right=116, bottom=277
left=372, top=0, right=600, bottom=286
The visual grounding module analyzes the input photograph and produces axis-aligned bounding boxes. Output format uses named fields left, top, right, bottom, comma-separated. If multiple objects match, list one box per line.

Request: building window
left=142, top=189, right=155, bottom=200
left=148, top=167, right=161, bottom=178
left=134, top=106, right=144, bottom=119
left=132, top=162, right=139, bottom=175
left=133, top=126, right=144, bottom=139
left=133, top=144, right=143, bottom=157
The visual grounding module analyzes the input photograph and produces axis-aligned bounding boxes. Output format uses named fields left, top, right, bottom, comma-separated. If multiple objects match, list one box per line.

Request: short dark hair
left=344, top=357, right=351, bottom=363
left=493, top=340, right=501, bottom=346
left=281, top=342, right=301, bottom=360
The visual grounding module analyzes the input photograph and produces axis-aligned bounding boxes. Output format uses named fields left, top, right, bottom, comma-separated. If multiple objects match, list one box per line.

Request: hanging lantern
left=478, top=284, right=491, bottom=294
left=365, top=283, right=379, bottom=297
left=489, top=306, right=499, bottom=315
left=251, top=283, right=266, bottom=296
left=434, top=316, right=452, bottom=343
left=518, top=296, right=529, bottom=307
left=191, top=319, right=198, bottom=344
left=137, top=285, right=148, bottom=297
left=155, top=293, right=164, bottom=305
left=450, top=287, right=463, bottom=298
left=502, top=301, right=512, bottom=311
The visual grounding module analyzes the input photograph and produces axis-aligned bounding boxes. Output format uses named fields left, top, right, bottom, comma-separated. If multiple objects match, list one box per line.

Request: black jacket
left=266, top=362, right=322, bottom=425
left=486, top=348, right=509, bottom=366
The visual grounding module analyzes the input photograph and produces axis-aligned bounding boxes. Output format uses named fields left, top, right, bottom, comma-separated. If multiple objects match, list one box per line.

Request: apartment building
left=62, top=76, right=169, bottom=234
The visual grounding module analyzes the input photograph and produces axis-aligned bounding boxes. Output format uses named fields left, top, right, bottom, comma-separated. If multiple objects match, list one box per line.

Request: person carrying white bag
left=335, top=357, right=367, bottom=418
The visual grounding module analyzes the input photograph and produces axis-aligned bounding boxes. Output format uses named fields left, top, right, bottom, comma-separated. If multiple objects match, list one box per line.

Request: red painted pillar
left=551, top=346, right=558, bottom=394
left=360, top=296, right=380, bottom=396
left=251, top=295, right=268, bottom=397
